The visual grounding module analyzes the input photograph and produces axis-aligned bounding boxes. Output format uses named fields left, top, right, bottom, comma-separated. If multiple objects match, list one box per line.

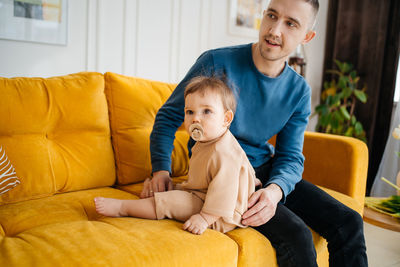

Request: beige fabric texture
left=154, top=130, right=256, bottom=233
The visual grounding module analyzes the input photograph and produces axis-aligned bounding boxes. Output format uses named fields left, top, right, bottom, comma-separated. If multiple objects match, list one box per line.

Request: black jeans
left=254, top=160, right=368, bottom=267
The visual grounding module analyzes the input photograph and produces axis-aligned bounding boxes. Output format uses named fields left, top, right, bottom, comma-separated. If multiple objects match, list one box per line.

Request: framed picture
left=228, top=0, right=269, bottom=38
left=0, top=0, right=68, bottom=45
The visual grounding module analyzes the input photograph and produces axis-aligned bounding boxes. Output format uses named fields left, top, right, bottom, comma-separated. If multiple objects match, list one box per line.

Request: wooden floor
left=364, top=222, right=400, bottom=267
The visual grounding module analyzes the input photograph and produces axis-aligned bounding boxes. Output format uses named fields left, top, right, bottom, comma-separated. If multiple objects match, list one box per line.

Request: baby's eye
left=186, top=110, right=193, bottom=115
left=204, top=109, right=212, bottom=114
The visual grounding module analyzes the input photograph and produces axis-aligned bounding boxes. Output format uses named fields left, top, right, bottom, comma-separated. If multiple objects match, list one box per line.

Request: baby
left=95, top=76, right=260, bottom=234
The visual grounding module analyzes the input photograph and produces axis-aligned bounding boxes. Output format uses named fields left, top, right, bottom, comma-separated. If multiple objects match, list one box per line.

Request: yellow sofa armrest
left=302, top=131, right=368, bottom=209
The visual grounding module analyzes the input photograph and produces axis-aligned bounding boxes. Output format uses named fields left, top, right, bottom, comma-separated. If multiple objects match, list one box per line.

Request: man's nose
left=269, top=21, right=282, bottom=37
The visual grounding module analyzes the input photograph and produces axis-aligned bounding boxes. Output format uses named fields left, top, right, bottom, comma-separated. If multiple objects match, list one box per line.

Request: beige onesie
left=154, top=130, right=256, bottom=233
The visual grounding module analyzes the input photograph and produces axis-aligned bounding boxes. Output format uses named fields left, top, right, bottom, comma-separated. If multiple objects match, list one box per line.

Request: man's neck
left=251, top=43, right=286, bottom=78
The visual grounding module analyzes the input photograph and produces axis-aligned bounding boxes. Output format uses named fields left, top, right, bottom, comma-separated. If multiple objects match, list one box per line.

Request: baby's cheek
left=184, top=120, right=190, bottom=131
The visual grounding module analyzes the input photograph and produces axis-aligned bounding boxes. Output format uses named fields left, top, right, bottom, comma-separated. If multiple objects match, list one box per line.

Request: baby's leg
left=94, top=197, right=157, bottom=219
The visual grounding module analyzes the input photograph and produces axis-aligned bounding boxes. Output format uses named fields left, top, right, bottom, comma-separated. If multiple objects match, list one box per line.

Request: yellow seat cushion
left=0, top=73, right=116, bottom=204
left=104, top=72, right=189, bottom=185
left=117, top=181, right=361, bottom=267
left=0, top=187, right=238, bottom=267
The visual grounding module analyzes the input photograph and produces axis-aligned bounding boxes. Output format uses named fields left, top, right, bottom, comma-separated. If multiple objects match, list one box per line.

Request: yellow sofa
left=0, top=72, right=368, bottom=266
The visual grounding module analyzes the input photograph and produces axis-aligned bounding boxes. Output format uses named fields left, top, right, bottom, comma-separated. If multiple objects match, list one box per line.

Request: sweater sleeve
left=150, top=51, right=215, bottom=173
left=266, top=88, right=311, bottom=201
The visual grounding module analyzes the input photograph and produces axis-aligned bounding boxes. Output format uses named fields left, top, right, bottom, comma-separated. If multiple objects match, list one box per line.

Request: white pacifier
left=189, top=123, right=204, bottom=141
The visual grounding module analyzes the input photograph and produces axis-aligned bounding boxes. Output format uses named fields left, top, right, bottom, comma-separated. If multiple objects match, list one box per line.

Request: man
left=142, top=0, right=368, bottom=266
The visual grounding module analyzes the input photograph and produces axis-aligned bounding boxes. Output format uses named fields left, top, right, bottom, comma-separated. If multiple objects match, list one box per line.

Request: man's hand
left=140, top=170, right=173, bottom=198
left=241, top=184, right=283, bottom=227
left=183, top=213, right=209, bottom=235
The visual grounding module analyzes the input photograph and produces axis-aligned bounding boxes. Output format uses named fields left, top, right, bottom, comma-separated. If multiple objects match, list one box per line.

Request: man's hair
left=184, top=76, right=237, bottom=114
left=304, top=0, right=319, bottom=28
left=304, top=0, right=319, bottom=15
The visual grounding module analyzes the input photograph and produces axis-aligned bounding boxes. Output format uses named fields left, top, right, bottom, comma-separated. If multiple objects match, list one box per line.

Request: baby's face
left=184, top=90, right=231, bottom=142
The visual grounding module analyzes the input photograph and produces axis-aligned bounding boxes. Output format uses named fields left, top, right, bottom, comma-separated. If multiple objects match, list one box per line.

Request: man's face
left=258, top=0, right=315, bottom=62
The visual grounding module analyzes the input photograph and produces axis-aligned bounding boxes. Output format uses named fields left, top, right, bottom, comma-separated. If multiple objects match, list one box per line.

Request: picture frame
left=228, top=0, right=269, bottom=38
left=0, top=0, right=68, bottom=45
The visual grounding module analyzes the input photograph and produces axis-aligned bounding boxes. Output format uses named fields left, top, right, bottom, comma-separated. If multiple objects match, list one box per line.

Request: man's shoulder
left=283, top=64, right=311, bottom=96
left=203, top=43, right=252, bottom=58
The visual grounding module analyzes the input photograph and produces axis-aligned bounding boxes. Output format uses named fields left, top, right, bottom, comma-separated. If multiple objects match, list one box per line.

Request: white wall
left=304, top=0, right=329, bottom=131
left=0, top=0, right=329, bottom=130
left=0, top=0, right=88, bottom=78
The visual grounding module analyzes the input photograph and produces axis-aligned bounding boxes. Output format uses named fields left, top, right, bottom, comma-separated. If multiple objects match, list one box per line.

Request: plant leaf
left=333, top=110, right=344, bottom=123
left=345, top=126, right=354, bottom=137
left=343, top=87, right=352, bottom=99
left=354, top=90, right=367, bottom=103
left=343, top=62, right=353, bottom=73
left=338, top=76, right=348, bottom=89
left=340, top=106, right=351, bottom=120
left=351, top=116, right=357, bottom=125
left=331, top=117, right=339, bottom=130
left=326, top=70, right=342, bottom=77
left=320, top=114, right=330, bottom=127
left=332, top=94, right=341, bottom=106
left=355, top=121, right=364, bottom=135
left=334, top=59, right=343, bottom=72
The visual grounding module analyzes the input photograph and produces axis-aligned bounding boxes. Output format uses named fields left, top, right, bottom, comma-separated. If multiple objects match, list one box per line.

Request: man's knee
left=283, top=216, right=314, bottom=248
left=344, top=209, right=364, bottom=234
left=331, top=208, right=364, bottom=244
left=275, top=219, right=317, bottom=267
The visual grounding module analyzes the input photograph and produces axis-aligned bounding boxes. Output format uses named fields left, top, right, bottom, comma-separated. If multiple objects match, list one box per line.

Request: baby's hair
left=184, top=76, right=237, bottom=114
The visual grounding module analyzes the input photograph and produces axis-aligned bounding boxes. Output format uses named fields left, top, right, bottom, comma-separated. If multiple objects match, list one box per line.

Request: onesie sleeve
left=202, top=152, right=240, bottom=218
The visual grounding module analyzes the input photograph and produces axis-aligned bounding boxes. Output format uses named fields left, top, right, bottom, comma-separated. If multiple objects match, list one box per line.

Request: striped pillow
left=0, top=146, right=20, bottom=195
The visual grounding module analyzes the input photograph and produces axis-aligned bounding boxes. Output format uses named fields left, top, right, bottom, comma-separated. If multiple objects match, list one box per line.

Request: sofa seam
left=105, top=73, right=121, bottom=185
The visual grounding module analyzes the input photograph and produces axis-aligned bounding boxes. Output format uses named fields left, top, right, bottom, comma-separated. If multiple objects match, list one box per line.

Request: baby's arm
left=182, top=211, right=220, bottom=235
left=254, top=177, right=262, bottom=189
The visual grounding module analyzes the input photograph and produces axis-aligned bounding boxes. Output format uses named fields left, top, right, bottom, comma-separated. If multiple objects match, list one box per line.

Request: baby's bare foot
left=94, top=197, right=126, bottom=217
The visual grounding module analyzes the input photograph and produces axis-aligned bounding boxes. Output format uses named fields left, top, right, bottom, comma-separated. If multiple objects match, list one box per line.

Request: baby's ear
left=224, top=110, right=234, bottom=127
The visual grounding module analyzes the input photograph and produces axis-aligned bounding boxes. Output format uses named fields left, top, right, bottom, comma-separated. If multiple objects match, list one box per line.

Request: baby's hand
left=255, top=177, right=262, bottom=189
left=183, top=213, right=208, bottom=235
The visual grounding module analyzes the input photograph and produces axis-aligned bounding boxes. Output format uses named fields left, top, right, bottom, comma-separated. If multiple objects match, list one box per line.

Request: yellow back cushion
left=104, top=72, right=189, bottom=185
left=0, top=72, right=116, bottom=204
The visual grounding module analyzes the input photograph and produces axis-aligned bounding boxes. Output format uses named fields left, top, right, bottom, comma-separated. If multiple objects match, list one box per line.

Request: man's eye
left=267, top=13, right=276, bottom=19
left=287, top=21, right=296, bottom=27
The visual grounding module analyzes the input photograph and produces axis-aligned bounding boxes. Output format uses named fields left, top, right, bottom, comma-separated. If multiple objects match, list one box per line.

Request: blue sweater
left=150, top=43, right=311, bottom=199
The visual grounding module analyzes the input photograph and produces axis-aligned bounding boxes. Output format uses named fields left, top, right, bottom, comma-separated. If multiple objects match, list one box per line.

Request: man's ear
left=301, top=30, right=316, bottom=45
left=224, top=110, right=234, bottom=127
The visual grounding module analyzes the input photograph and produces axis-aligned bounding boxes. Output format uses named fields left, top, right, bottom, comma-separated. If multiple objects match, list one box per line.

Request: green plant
left=365, top=178, right=400, bottom=219
left=313, top=60, right=368, bottom=142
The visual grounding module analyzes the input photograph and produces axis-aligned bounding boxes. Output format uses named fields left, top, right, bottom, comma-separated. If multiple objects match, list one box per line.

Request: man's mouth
left=265, top=38, right=281, bottom=47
